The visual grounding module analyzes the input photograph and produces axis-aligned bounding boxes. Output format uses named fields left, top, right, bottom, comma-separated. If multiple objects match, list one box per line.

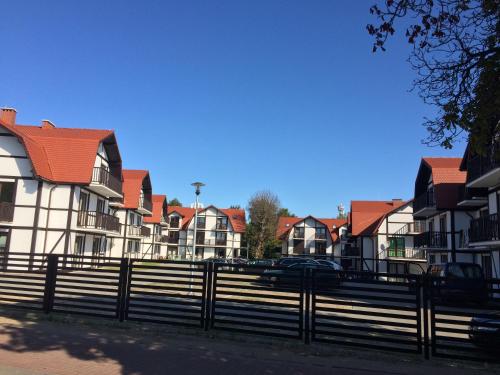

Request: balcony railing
left=413, top=188, right=436, bottom=213
left=469, top=213, right=500, bottom=242
left=457, top=185, right=488, bottom=203
left=77, top=211, right=121, bottom=233
left=168, top=234, right=180, bottom=244
left=387, top=248, right=426, bottom=259
left=91, top=167, right=122, bottom=194
left=414, top=231, right=448, bottom=248
left=128, top=225, right=151, bottom=237
left=315, top=233, right=327, bottom=240
left=139, top=196, right=153, bottom=213
left=467, top=151, right=500, bottom=183
left=155, top=234, right=169, bottom=243
left=342, top=246, right=360, bottom=257
left=0, top=202, right=14, bottom=222
left=215, top=238, right=227, bottom=246
left=216, top=223, right=228, bottom=230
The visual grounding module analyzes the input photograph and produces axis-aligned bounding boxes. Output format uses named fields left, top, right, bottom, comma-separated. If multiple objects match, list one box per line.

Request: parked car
left=260, top=261, right=340, bottom=289
left=316, top=259, right=343, bottom=271
left=274, top=257, right=316, bottom=267
left=427, top=262, right=488, bottom=305
left=247, top=259, right=275, bottom=267
left=469, top=312, right=500, bottom=351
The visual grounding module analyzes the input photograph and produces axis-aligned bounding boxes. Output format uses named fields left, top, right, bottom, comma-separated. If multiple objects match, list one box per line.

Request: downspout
left=451, top=210, right=456, bottom=262
left=42, top=184, right=57, bottom=256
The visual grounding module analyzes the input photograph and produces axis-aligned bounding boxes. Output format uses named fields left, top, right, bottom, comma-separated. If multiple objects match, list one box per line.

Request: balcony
left=167, top=233, right=180, bottom=244
left=457, top=185, right=488, bottom=208
left=469, top=213, right=500, bottom=243
left=387, top=247, right=426, bottom=260
left=414, top=231, right=448, bottom=249
left=467, top=152, right=500, bottom=188
left=0, top=202, right=14, bottom=222
left=160, top=216, right=169, bottom=227
left=88, top=167, right=123, bottom=198
left=137, top=196, right=153, bottom=215
left=413, top=188, right=437, bottom=218
left=216, top=223, right=228, bottom=231
left=155, top=234, right=169, bottom=243
left=315, top=233, right=327, bottom=240
left=342, top=246, right=360, bottom=257
left=77, top=211, right=121, bottom=233
left=128, top=225, right=151, bottom=237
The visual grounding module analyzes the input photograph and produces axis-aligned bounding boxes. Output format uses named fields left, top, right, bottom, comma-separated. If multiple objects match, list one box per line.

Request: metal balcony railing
left=77, top=211, right=121, bottom=233
left=0, top=202, right=14, bottom=222
left=216, top=223, right=228, bottom=230
left=387, top=248, right=426, bottom=259
left=467, top=150, right=500, bottom=183
left=139, top=196, right=153, bottom=213
left=469, top=213, right=500, bottom=242
left=91, top=167, right=122, bottom=194
left=155, top=234, right=169, bottom=243
left=413, top=188, right=436, bottom=213
left=414, top=231, right=448, bottom=248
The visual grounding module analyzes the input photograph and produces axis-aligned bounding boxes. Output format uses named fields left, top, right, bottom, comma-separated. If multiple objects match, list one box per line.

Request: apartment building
left=457, top=144, right=500, bottom=278
left=344, top=200, right=427, bottom=273
left=412, top=157, right=472, bottom=267
left=111, top=170, right=153, bottom=258
left=0, top=108, right=124, bottom=268
left=142, top=194, right=169, bottom=259
left=277, top=216, right=347, bottom=257
left=166, top=205, right=246, bottom=260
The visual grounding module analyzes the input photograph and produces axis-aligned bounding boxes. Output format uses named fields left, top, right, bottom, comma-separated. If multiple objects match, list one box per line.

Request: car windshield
left=448, top=264, right=483, bottom=279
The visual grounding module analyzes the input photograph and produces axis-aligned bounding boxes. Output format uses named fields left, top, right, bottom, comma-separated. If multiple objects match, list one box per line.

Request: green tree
left=229, top=205, right=242, bottom=209
left=278, top=207, right=296, bottom=217
left=168, top=198, right=182, bottom=207
left=246, top=191, right=281, bottom=259
left=367, top=0, right=500, bottom=155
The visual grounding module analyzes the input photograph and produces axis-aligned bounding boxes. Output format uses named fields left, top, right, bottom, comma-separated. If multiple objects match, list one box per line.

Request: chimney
left=392, top=198, right=403, bottom=205
left=41, top=119, right=56, bottom=129
left=0, top=108, right=17, bottom=126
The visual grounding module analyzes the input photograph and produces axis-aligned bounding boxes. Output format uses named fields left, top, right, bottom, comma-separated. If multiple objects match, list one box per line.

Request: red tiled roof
left=350, top=200, right=407, bottom=236
left=144, top=194, right=167, bottom=224
left=422, top=157, right=466, bottom=184
left=0, top=120, right=120, bottom=184
left=167, top=206, right=246, bottom=233
left=122, top=170, right=150, bottom=209
left=277, top=216, right=347, bottom=242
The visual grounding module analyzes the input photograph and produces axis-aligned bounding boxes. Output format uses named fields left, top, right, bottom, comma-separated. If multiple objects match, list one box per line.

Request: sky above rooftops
left=0, top=0, right=467, bottom=217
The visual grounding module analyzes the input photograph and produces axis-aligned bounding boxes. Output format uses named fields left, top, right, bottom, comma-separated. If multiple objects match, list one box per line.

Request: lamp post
left=191, top=182, right=205, bottom=261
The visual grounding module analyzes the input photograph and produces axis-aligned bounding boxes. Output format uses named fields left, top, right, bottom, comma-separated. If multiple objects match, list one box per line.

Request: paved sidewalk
left=0, top=310, right=496, bottom=375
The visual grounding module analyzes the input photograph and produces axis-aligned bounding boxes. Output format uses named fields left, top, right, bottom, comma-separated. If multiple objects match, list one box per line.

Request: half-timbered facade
left=142, top=194, right=169, bottom=259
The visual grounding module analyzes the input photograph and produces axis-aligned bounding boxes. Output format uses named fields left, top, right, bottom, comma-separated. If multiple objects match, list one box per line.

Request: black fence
left=1, top=253, right=499, bottom=363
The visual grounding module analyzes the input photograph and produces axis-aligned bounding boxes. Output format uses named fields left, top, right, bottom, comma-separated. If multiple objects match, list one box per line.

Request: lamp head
left=191, top=182, right=205, bottom=195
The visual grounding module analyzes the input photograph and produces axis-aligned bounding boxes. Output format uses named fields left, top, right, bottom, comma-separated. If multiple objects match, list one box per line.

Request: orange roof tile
left=122, top=170, right=151, bottom=209
left=422, top=157, right=466, bottom=184
left=144, top=194, right=168, bottom=224
left=0, top=120, right=121, bottom=185
left=350, top=200, right=407, bottom=236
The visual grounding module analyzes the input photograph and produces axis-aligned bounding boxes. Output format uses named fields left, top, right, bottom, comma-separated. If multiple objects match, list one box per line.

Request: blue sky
left=0, top=0, right=466, bottom=217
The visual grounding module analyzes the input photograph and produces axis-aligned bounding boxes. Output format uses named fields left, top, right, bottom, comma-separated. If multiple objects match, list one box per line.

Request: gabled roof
left=422, top=157, right=466, bottom=184
left=349, top=200, right=407, bottom=236
left=144, top=194, right=167, bottom=224
left=167, top=205, right=246, bottom=233
left=277, top=216, right=348, bottom=242
left=0, top=120, right=121, bottom=185
left=122, top=170, right=152, bottom=209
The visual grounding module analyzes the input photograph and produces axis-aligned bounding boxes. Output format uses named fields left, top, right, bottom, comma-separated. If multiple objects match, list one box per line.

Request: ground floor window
left=0, top=231, right=9, bottom=270
left=315, top=241, right=327, bottom=255
left=388, top=262, right=406, bottom=274
left=154, top=244, right=161, bottom=255
left=388, top=237, right=405, bottom=257
left=195, top=247, right=204, bottom=258
left=167, top=246, right=178, bottom=259
left=74, top=236, right=85, bottom=255
left=482, top=255, right=492, bottom=279
left=215, top=248, right=226, bottom=258
left=429, top=254, right=436, bottom=264
left=440, top=254, right=448, bottom=264
left=127, top=240, right=140, bottom=253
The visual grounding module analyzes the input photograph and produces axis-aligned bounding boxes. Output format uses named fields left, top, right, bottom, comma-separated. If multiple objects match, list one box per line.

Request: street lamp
left=191, top=182, right=205, bottom=261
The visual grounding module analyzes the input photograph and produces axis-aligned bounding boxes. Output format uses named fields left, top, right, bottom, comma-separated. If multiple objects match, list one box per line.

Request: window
left=196, top=216, right=206, bottom=229
left=315, top=227, right=327, bottom=240
left=170, top=216, right=180, bottom=228
left=154, top=244, right=161, bottom=255
left=293, top=239, right=305, bottom=254
left=440, top=254, right=448, bottom=264
left=96, top=199, right=105, bottom=214
left=439, top=216, right=446, bottom=233
left=215, top=232, right=227, bottom=246
left=0, top=182, right=15, bottom=203
left=92, top=236, right=102, bottom=256
left=388, top=237, right=405, bottom=257
left=167, top=246, right=178, bottom=258
left=294, top=227, right=305, bottom=238
left=195, top=247, right=204, bottom=258
left=389, top=262, right=406, bottom=274
left=428, top=219, right=434, bottom=233
left=74, top=236, right=85, bottom=255
left=196, top=231, right=205, bottom=245
left=127, top=240, right=140, bottom=253
left=429, top=254, right=436, bottom=264
left=215, top=248, right=226, bottom=258
left=216, top=217, right=228, bottom=230
left=168, top=231, right=179, bottom=243
left=315, top=241, right=326, bottom=255
left=78, top=191, right=89, bottom=212
left=482, top=255, right=492, bottom=279
left=0, top=232, right=9, bottom=270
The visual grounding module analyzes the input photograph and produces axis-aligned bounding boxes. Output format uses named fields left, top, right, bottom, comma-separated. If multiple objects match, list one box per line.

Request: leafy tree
left=278, top=207, right=296, bottom=217
left=229, top=205, right=242, bottom=209
left=168, top=198, right=182, bottom=207
left=246, top=191, right=281, bottom=259
left=367, top=0, right=500, bottom=155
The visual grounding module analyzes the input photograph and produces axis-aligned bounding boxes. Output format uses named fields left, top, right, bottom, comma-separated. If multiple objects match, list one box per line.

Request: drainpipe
left=42, top=184, right=57, bottom=255
left=451, top=210, right=456, bottom=262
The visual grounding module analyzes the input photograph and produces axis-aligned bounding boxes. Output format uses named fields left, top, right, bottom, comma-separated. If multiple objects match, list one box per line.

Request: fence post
left=415, top=275, right=423, bottom=356
left=304, top=267, right=311, bottom=344
left=42, top=254, right=58, bottom=314
left=422, top=275, right=430, bottom=359
left=117, top=257, right=131, bottom=322
left=204, top=261, right=213, bottom=331
left=210, top=263, right=218, bottom=329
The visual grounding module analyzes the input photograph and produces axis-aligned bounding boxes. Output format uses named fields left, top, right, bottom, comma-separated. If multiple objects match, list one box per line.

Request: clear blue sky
left=0, top=0, right=466, bottom=217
